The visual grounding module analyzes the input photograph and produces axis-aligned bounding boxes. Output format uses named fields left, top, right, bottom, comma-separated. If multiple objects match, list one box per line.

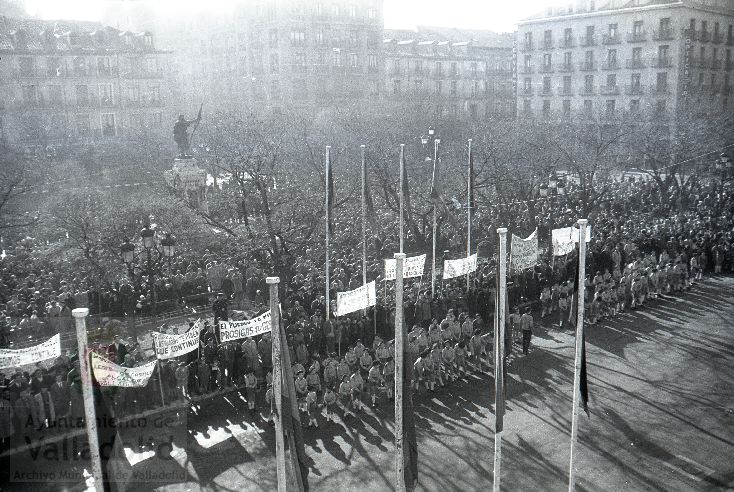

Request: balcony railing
left=602, top=34, right=621, bottom=45
left=580, top=34, right=596, bottom=46
left=538, top=87, right=553, bottom=96
left=652, top=57, right=673, bottom=68
left=712, top=32, right=724, bottom=44
left=559, top=86, right=573, bottom=96
left=560, top=38, right=575, bottom=48
left=602, top=60, right=620, bottom=70
left=698, top=30, right=711, bottom=42
left=626, top=31, right=647, bottom=43
left=626, top=59, right=647, bottom=69
left=541, top=39, right=554, bottom=50
left=579, top=61, right=597, bottom=71
left=625, top=84, right=644, bottom=95
left=538, top=64, right=554, bottom=73
left=653, top=28, right=674, bottom=41
left=558, top=63, right=574, bottom=72
left=579, top=86, right=595, bottom=95
left=599, top=85, right=620, bottom=95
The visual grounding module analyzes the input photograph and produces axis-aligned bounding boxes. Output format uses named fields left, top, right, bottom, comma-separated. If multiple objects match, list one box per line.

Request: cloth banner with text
left=219, top=310, right=272, bottom=342
left=384, top=254, right=426, bottom=280
left=511, top=229, right=539, bottom=270
left=91, top=352, right=157, bottom=387
left=336, top=281, right=376, bottom=317
left=0, top=333, right=61, bottom=370
left=443, top=253, right=478, bottom=280
left=151, top=320, right=202, bottom=360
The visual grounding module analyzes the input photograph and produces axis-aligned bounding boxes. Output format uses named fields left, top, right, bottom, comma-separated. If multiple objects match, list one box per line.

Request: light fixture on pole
left=140, top=226, right=155, bottom=249
left=120, top=238, right=135, bottom=264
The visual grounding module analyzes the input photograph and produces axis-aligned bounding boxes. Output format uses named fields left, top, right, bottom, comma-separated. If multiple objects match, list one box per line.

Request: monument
left=165, top=106, right=207, bottom=209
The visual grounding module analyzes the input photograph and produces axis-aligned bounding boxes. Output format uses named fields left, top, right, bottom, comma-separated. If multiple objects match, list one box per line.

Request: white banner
left=443, top=253, right=478, bottom=280
left=219, top=310, right=272, bottom=342
left=552, top=227, right=576, bottom=256
left=151, top=320, right=202, bottom=360
left=336, top=281, right=376, bottom=317
left=0, top=334, right=61, bottom=370
left=572, top=225, right=592, bottom=243
left=511, top=229, right=539, bottom=270
left=90, top=352, right=157, bottom=387
left=384, top=254, right=427, bottom=280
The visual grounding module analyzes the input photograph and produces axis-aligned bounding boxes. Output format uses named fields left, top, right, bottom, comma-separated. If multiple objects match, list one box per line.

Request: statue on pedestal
left=173, top=105, right=202, bottom=158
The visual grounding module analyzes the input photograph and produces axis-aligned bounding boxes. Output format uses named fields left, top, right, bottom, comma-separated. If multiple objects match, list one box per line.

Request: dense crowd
left=1, top=170, right=732, bottom=448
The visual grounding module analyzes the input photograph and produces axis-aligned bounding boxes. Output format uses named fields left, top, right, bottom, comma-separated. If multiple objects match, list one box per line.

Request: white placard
left=384, top=254, right=426, bottom=280
left=151, top=320, right=202, bottom=360
left=0, top=334, right=61, bottom=370
left=219, top=310, right=272, bottom=342
left=572, top=225, right=592, bottom=243
left=443, top=253, right=478, bottom=280
left=91, top=352, right=157, bottom=387
left=336, top=281, right=376, bottom=317
left=511, top=229, right=539, bottom=270
left=552, top=227, right=576, bottom=256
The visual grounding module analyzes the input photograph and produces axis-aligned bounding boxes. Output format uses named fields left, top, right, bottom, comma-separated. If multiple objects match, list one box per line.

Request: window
left=99, top=84, right=114, bottom=106
left=584, top=99, right=593, bottom=113
left=472, top=80, right=479, bottom=96
left=630, top=99, right=640, bottom=112
left=524, top=54, right=532, bottom=70
left=72, top=56, right=86, bottom=75
left=269, top=29, right=278, bottom=48
left=450, top=80, right=458, bottom=96
left=290, top=30, right=305, bottom=45
left=607, top=49, right=617, bottom=65
left=270, top=53, right=279, bottom=73
left=471, top=62, right=477, bottom=77
left=608, top=23, right=618, bottom=38
left=368, top=54, right=377, bottom=70
left=564, top=52, right=572, bottom=67
left=332, top=50, right=341, bottom=66
left=658, top=45, right=669, bottom=65
left=19, top=57, right=35, bottom=76
left=76, top=85, right=88, bottom=105
left=542, top=76, right=551, bottom=93
left=631, top=73, right=641, bottom=90
left=632, top=47, right=642, bottom=63
left=97, top=57, right=111, bottom=76
left=367, top=7, right=376, bottom=19
left=584, top=75, right=594, bottom=92
left=451, top=62, right=458, bottom=75
left=606, top=73, right=617, bottom=87
left=47, top=57, right=62, bottom=77
left=522, top=98, right=532, bottom=114
left=435, top=81, right=442, bottom=94
left=544, top=29, right=553, bottom=47
left=657, top=72, right=668, bottom=92
left=542, top=100, right=551, bottom=116
left=564, top=28, right=573, bottom=44
left=563, top=75, right=571, bottom=94
left=127, top=86, right=140, bottom=103
left=349, top=53, right=358, bottom=68
left=543, top=53, right=552, bottom=69
left=562, top=99, right=571, bottom=116
left=102, top=113, right=116, bottom=136
left=606, top=99, right=615, bottom=114
left=524, top=32, right=532, bottom=47
left=75, top=114, right=90, bottom=135
left=315, top=29, right=324, bottom=44
left=701, top=20, right=708, bottom=33
left=656, top=100, right=666, bottom=112
left=633, top=21, right=643, bottom=36
left=349, top=30, right=358, bottom=46
left=349, top=5, right=357, bottom=17
left=332, top=4, right=339, bottom=17
left=436, top=62, right=443, bottom=76
left=270, top=80, right=280, bottom=99
left=415, top=60, right=423, bottom=74
left=585, top=50, right=594, bottom=65
left=315, top=3, right=323, bottom=16
left=414, top=80, right=423, bottom=91
left=148, top=85, right=160, bottom=103
left=699, top=72, right=704, bottom=85
left=393, top=80, right=401, bottom=94
left=148, top=112, right=162, bottom=127
left=660, top=17, right=671, bottom=32
left=469, top=103, right=477, bottom=119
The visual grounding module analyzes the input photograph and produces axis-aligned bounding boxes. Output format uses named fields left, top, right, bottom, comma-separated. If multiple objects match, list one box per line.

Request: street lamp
left=161, top=233, right=176, bottom=259
left=121, top=238, right=135, bottom=264
left=140, top=226, right=155, bottom=249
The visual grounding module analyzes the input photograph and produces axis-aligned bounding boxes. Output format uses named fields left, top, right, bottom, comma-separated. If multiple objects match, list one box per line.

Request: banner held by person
left=91, top=352, right=157, bottom=387
left=384, top=254, right=426, bottom=280
left=152, top=320, right=202, bottom=360
left=510, top=228, right=538, bottom=270
left=336, top=281, right=376, bottom=317
left=0, top=333, right=61, bottom=370
left=552, top=227, right=576, bottom=256
left=220, top=310, right=272, bottom=342
left=443, top=253, right=478, bottom=280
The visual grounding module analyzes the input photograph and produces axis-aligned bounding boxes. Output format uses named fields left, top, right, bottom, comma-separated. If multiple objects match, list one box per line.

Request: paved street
left=5, top=277, right=734, bottom=491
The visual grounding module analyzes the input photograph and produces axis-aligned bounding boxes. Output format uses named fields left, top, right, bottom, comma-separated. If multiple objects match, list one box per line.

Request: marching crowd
left=1, top=170, right=733, bottom=447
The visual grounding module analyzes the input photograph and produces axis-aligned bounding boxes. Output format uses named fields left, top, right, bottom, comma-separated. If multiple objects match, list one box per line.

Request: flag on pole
left=569, top=248, right=590, bottom=417
left=363, top=159, right=376, bottom=226
left=326, top=155, right=335, bottom=234
left=400, top=149, right=412, bottom=226
left=429, top=155, right=442, bottom=206
left=403, top=349, right=418, bottom=489
left=468, top=145, right=475, bottom=210
left=279, top=320, right=309, bottom=491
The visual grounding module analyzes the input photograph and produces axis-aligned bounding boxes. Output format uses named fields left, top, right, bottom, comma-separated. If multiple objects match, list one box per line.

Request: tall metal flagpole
left=394, top=252, right=407, bottom=492
left=466, top=138, right=473, bottom=291
left=431, top=138, right=439, bottom=298
left=568, top=219, right=588, bottom=492
left=493, top=229, right=507, bottom=492
left=325, top=146, right=331, bottom=322
left=361, top=145, right=368, bottom=288
left=267, top=277, right=287, bottom=492
left=72, top=308, right=104, bottom=492
left=399, top=144, right=405, bottom=254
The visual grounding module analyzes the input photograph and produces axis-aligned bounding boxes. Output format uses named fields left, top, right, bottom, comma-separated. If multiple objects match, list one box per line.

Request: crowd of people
left=1, top=167, right=733, bottom=449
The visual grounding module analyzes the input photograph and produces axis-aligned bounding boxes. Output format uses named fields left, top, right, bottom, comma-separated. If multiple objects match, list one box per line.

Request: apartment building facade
left=516, top=0, right=734, bottom=119
left=0, top=17, right=174, bottom=150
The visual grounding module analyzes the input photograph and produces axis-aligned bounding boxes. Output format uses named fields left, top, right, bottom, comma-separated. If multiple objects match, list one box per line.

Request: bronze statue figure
left=173, top=105, right=202, bottom=158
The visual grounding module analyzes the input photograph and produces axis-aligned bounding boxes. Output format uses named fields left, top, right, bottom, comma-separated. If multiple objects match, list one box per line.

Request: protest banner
left=443, top=253, right=478, bottom=280
left=511, top=229, right=538, bottom=271
left=90, top=352, right=157, bottom=387
left=336, top=281, right=376, bottom=316
left=552, top=227, right=576, bottom=256
left=0, top=333, right=61, bottom=370
left=151, top=321, right=202, bottom=360
left=384, top=254, right=426, bottom=280
left=219, top=310, right=272, bottom=342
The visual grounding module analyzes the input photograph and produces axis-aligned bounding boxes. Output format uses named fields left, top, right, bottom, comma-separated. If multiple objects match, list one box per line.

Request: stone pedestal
left=164, top=157, right=207, bottom=209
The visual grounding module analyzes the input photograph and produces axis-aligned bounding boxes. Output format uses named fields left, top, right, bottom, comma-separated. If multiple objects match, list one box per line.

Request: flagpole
left=399, top=144, right=405, bottom=254
left=267, top=277, right=287, bottom=492
left=431, top=138, right=439, bottom=299
left=466, top=139, right=473, bottom=291
left=568, top=218, right=588, bottom=492
left=493, top=228, right=507, bottom=492
left=362, top=145, right=368, bottom=313
left=325, top=146, right=331, bottom=323
left=394, top=252, right=406, bottom=492
left=72, top=308, right=105, bottom=492
left=157, top=361, right=166, bottom=408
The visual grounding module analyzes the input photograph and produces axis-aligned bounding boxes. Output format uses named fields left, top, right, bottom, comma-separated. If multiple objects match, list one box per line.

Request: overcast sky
left=23, top=0, right=552, bottom=33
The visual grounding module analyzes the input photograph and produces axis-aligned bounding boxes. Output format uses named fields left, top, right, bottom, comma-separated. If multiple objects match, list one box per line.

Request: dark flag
left=326, top=154, right=335, bottom=234
left=400, top=150, right=412, bottom=226
left=429, top=155, right=442, bottom=206
left=402, top=330, right=418, bottom=490
left=279, top=321, right=309, bottom=491
left=468, top=146, right=476, bottom=210
left=363, top=159, right=376, bottom=226
left=569, top=249, right=590, bottom=417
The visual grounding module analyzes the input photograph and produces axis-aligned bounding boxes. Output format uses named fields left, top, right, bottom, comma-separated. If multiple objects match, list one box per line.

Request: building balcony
left=712, top=33, right=724, bottom=44
left=599, top=85, right=620, bottom=95
left=579, top=87, right=595, bottom=96
left=579, top=61, right=597, bottom=71
left=698, top=30, right=711, bottom=43
left=626, top=31, right=647, bottom=43
left=558, top=63, right=574, bottom=72
left=521, top=41, right=534, bottom=51
left=602, top=34, right=621, bottom=45
left=580, top=35, right=596, bottom=47
left=560, top=38, right=575, bottom=48
left=541, top=39, right=554, bottom=50
left=538, top=64, right=554, bottom=73
left=652, top=29, right=674, bottom=41
left=97, top=67, right=120, bottom=77
left=602, top=60, right=620, bottom=70
left=626, top=59, right=647, bottom=69
left=625, top=84, right=644, bottom=95
left=652, top=57, right=673, bottom=68
left=538, top=87, right=553, bottom=96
